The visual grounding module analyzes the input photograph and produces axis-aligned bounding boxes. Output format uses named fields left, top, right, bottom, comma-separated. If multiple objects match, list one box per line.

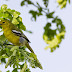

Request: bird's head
left=0, top=19, right=10, bottom=27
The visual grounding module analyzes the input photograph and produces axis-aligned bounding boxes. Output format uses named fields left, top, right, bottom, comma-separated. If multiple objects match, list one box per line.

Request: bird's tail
left=26, top=43, right=43, bottom=69
left=25, top=43, right=34, bottom=53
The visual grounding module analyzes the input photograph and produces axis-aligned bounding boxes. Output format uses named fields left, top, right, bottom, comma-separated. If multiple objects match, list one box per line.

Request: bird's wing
left=12, top=30, right=30, bottom=43
left=12, top=30, right=34, bottom=53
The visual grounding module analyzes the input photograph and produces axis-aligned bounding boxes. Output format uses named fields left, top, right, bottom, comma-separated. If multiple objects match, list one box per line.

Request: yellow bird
left=0, top=19, right=34, bottom=53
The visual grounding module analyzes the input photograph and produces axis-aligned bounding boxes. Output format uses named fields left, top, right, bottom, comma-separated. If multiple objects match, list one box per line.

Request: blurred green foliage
left=0, top=4, right=42, bottom=72
left=43, top=0, right=49, bottom=7
left=20, top=0, right=65, bottom=52
left=29, top=10, right=42, bottom=21
left=43, top=16, right=65, bottom=52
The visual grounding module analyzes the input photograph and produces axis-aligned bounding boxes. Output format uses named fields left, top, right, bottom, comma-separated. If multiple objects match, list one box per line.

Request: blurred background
left=0, top=0, right=72, bottom=72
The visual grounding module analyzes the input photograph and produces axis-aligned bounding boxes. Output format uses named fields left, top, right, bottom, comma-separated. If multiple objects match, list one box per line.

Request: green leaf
left=18, top=17, right=22, bottom=22
left=46, top=11, right=55, bottom=18
left=43, top=0, right=49, bottom=7
left=13, top=12, right=19, bottom=18
left=36, top=2, right=40, bottom=7
left=10, top=46, right=19, bottom=51
left=27, top=0, right=33, bottom=4
left=2, top=54, right=8, bottom=58
left=6, top=70, right=10, bottom=72
left=12, top=68, right=18, bottom=72
left=1, top=4, right=7, bottom=11
left=20, top=23, right=26, bottom=31
left=38, top=7, right=42, bottom=12
left=1, top=58, right=6, bottom=63
left=21, top=1, right=25, bottom=6
left=20, top=64, right=24, bottom=69
left=0, top=34, right=6, bottom=42
left=20, top=62, right=27, bottom=72
left=68, top=0, right=70, bottom=3
left=12, top=18, right=19, bottom=24
left=29, top=10, right=42, bottom=21
left=52, top=17, right=65, bottom=32
left=7, top=8, right=11, bottom=12
left=26, top=30, right=32, bottom=33
left=29, top=10, right=38, bottom=21
left=0, top=13, right=3, bottom=17
left=43, top=22, right=56, bottom=40
left=2, top=13, right=9, bottom=18
left=21, top=0, right=33, bottom=6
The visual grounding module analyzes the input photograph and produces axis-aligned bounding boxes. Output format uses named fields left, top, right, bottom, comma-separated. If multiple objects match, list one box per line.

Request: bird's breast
left=3, top=28, right=21, bottom=46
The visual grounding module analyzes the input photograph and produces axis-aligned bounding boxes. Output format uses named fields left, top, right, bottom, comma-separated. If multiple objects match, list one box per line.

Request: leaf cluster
left=43, top=15, right=65, bottom=52
left=21, top=0, right=46, bottom=21
left=0, top=5, right=42, bottom=72
left=20, top=0, right=66, bottom=52
left=0, top=4, right=26, bottom=31
left=0, top=35, right=42, bottom=72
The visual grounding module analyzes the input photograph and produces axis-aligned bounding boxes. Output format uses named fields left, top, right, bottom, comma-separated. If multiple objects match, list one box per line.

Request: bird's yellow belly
left=4, top=29, right=21, bottom=46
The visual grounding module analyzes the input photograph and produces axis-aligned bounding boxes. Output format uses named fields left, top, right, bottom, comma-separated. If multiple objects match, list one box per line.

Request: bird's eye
left=3, top=22, right=5, bottom=23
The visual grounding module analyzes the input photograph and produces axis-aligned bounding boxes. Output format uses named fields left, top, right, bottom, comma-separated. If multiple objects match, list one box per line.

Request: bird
left=0, top=19, right=34, bottom=53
